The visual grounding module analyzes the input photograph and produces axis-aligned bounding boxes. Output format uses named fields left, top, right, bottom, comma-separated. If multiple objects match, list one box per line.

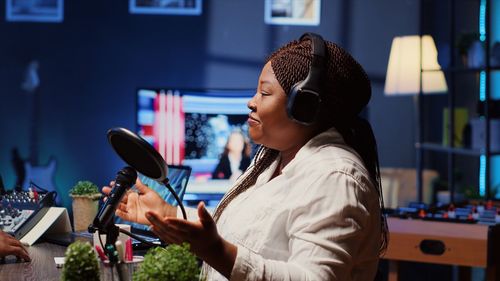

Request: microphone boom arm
left=162, top=178, right=187, bottom=220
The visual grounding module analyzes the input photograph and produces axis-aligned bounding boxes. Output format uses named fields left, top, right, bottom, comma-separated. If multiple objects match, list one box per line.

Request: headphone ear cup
left=287, top=81, right=322, bottom=125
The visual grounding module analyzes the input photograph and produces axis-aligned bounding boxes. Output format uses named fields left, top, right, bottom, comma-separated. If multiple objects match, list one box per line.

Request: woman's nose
left=247, top=96, right=257, bottom=110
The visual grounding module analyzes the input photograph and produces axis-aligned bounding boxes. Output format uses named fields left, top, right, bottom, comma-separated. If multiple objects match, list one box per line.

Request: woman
left=106, top=33, right=387, bottom=280
left=211, top=130, right=252, bottom=181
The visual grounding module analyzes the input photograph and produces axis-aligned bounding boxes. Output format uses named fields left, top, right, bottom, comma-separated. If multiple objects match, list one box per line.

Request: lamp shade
left=384, top=35, right=448, bottom=95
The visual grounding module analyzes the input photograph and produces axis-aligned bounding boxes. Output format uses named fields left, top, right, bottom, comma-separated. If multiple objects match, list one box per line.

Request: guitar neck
left=28, top=88, right=40, bottom=165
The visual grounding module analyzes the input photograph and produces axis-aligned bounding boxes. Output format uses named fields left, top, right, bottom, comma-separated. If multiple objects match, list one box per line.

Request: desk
left=383, top=217, right=500, bottom=281
left=0, top=243, right=66, bottom=281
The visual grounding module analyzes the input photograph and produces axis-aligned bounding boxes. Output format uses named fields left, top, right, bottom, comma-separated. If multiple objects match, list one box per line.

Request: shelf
left=423, top=66, right=500, bottom=73
left=417, top=142, right=500, bottom=156
left=415, top=0, right=498, bottom=200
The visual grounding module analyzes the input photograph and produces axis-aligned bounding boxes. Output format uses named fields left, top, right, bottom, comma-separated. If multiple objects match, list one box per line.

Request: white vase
left=71, top=194, right=100, bottom=232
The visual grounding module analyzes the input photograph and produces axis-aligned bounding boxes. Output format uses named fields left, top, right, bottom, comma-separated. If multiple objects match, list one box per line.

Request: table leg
left=388, top=260, right=398, bottom=281
left=458, top=266, right=471, bottom=281
left=486, top=264, right=499, bottom=281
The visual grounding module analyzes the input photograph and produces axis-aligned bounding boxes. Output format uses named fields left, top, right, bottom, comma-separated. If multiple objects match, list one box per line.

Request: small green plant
left=133, top=243, right=200, bottom=281
left=69, top=180, right=101, bottom=198
left=61, top=241, right=99, bottom=281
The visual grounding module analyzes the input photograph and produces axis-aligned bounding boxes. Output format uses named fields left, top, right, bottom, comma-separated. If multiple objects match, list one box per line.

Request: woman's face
left=227, top=132, right=245, bottom=153
left=247, top=62, right=312, bottom=151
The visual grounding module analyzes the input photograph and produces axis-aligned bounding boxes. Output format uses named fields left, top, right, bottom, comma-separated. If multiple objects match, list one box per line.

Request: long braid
left=270, top=37, right=388, bottom=255
left=212, top=146, right=279, bottom=222
left=336, top=118, right=388, bottom=255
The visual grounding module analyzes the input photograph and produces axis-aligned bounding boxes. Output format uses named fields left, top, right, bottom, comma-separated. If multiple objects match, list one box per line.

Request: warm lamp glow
left=384, top=35, right=448, bottom=95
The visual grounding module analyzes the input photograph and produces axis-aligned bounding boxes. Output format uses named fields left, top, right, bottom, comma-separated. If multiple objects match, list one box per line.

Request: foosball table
left=383, top=202, right=500, bottom=281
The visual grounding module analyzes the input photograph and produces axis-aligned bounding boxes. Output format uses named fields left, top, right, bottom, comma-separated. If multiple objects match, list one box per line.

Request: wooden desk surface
left=0, top=243, right=66, bottom=281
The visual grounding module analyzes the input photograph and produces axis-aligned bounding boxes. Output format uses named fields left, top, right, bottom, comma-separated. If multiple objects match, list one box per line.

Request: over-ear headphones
left=287, top=33, right=327, bottom=125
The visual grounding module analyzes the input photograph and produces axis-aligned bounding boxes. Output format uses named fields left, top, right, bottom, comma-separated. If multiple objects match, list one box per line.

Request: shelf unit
left=416, top=0, right=498, bottom=203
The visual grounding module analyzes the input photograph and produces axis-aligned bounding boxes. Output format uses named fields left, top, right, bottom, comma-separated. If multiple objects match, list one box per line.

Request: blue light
left=478, top=0, right=487, bottom=196
left=480, top=71, right=486, bottom=101
left=480, top=155, right=486, bottom=196
left=479, top=0, right=487, bottom=42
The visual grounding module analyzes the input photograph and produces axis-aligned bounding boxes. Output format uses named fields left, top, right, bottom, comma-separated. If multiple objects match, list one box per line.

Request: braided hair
left=212, top=146, right=279, bottom=221
left=213, top=35, right=388, bottom=255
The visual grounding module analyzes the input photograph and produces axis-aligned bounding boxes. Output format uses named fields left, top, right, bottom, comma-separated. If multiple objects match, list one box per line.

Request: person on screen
left=211, top=130, right=251, bottom=181
left=0, top=230, right=30, bottom=261
left=104, top=33, right=387, bottom=281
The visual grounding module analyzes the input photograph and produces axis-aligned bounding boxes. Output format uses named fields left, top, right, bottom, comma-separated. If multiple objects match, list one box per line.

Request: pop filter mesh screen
left=110, top=134, right=163, bottom=180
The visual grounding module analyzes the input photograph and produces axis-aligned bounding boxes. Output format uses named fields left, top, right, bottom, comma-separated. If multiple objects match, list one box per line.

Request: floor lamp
left=384, top=35, right=448, bottom=203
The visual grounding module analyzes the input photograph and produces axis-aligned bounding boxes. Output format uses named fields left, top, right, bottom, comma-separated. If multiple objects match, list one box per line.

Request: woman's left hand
left=145, top=202, right=228, bottom=258
left=146, top=202, right=237, bottom=278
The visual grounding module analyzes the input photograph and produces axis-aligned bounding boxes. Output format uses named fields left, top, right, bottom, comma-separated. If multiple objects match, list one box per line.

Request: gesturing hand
left=102, top=178, right=176, bottom=225
left=145, top=202, right=237, bottom=279
left=0, top=231, right=30, bottom=262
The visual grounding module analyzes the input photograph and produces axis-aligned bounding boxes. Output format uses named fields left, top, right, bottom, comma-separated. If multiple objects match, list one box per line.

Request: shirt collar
left=281, top=127, right=349, bottom=176
left=254, top=127, right=351, bottom=184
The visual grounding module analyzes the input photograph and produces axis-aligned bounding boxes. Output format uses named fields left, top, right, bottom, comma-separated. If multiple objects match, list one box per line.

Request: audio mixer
left=0, top=189, right=56, bottom=240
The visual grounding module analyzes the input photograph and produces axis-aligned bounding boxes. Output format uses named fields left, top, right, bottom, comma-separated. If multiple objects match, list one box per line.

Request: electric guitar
left=13, top=61, right=57, bottom=193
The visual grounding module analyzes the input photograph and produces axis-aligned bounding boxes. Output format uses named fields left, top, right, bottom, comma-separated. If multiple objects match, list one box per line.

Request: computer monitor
left=114, top=164, right=191, bottom=232
left=136, top=88, right=255, bottom=180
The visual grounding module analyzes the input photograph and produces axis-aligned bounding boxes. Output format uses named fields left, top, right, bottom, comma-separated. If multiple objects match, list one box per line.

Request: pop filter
left=106, top=127, right=186, bottom=219
left=107, top=128, right=167, bottom=181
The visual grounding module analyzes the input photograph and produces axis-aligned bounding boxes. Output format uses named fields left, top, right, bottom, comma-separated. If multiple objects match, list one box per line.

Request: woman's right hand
left=102, top=178, right=177, bottom=225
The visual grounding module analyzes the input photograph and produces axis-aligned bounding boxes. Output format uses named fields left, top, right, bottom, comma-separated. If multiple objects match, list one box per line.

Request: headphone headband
left=287, top=33, right=327, bottom=125
left=300, top=33, right=326, bottom=58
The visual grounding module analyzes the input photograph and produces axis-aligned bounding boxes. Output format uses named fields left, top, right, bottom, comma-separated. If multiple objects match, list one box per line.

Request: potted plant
left=61, top=241, right=100, bottom=281
left=69, top=180, right=101, bottom=232
left=133, top=243, right=200, bottom=281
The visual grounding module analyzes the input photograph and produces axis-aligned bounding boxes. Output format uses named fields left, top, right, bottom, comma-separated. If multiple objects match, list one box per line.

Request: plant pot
left=71, top=194, right=101, bottom=232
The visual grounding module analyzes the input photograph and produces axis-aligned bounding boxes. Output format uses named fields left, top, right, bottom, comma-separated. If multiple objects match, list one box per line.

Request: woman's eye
left=260, top=91, right=271, bottom=96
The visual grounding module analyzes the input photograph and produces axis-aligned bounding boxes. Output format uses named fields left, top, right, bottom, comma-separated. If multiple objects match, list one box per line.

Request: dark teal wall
left=0, top=0, right=421, bottom=208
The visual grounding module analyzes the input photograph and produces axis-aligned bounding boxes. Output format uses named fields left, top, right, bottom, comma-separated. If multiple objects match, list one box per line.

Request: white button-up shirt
left=184, top=127, right=381, bottom=281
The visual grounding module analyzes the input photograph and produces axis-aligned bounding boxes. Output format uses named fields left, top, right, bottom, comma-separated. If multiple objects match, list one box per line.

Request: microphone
left=91, top=166, right=137, bottom=231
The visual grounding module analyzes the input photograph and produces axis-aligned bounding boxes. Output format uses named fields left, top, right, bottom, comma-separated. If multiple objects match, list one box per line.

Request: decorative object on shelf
left=491, top=41, right=500, bottom=67
left=467, top=40, right=486, bottom=68
left=462, top=184, right=483, bottom=200
left=470, top=118, right=500, bottom=151
left=442, top=107, right=469, bottom=147
left=61, top=241, right=100, bottom=281
left=6, top=0, right=64, bottom=22
left=133, top=243, right=200, bottom=281
left=129, top=0, right=202, bottom=15
left=69, top=180, right=101, bottom=232
left=385, top=35, right=448, bottom=95
left=432, top=171, right=467, bottom=205
left=264, top=0, right=321, bottom=26
left=456, top=32, right=479, bottom=67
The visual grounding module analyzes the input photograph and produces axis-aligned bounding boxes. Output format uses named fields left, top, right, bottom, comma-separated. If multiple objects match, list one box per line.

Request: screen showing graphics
left=115, top=164, right=191, bottom=232
left=136, top=88, right=255, bottom=180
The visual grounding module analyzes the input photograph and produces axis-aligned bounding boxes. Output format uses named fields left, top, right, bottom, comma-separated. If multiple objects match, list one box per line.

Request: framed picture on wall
left=264, top=0, right=321, bottom=26
left=129, top=0, right=202, bottom=15
left=6, top=0, right=64, bottom=22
